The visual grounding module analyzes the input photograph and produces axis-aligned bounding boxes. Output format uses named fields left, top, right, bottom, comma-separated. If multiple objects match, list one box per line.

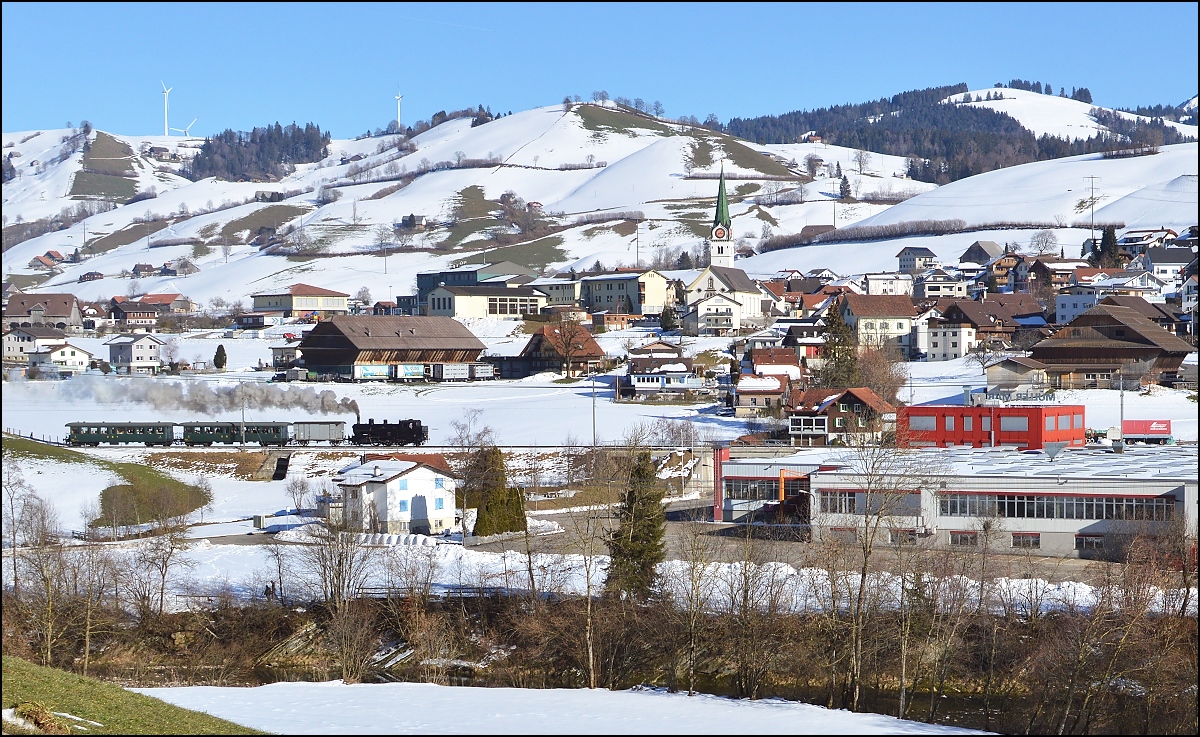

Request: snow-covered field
left=135, top=680, right=990, bottom=735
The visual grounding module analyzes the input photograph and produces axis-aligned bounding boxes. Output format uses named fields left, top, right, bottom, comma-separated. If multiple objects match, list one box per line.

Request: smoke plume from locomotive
left=65, top=376, right=361, bottom=417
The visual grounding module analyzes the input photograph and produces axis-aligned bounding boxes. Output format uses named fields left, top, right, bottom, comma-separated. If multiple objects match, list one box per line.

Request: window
left=1075, top=535, right=1103, bottom=551
left=950, top=532, right=978, bottom=547
left=963, top=416, right=973, bottom=432
left=1074, top=414, right=1083, bottom=428
left=1000, top=416, right=1029, bottom=432
left=398, top=500, right=409, bottom=513
left=435, top=498, right=445, bottom=510
left=909, top=415, right=936, bottom=431
left=1012, top=533, right=1040, bottom=549
left=1045, top=415, right=1055, bottom=432
left=982, top=415, right=991, bottom=431
left=1058, top=415, right=1070, bottom=430
left=932, top=341, right=939, bottom=348
left=940, top=493, right=1173, bottom=521
left=896, top=322, right=904, bottom=330
left=857, top=417, right=866, bottom=428
left=398, top=479, right=408, bottom=490
left=945, top=416, right=955, bottom=431
left=434, top=477, right=444, bottom=489
left=819, top=491, right=856, bottom=514
left=834, top=417, right=844, bottom=428
left=838, top=402, right=849, bottom=412
left=891, top=529, right=917, bottom=545
left=951, top=341, right=958, bottom=348
left=864, top=322, right=874, bottom=329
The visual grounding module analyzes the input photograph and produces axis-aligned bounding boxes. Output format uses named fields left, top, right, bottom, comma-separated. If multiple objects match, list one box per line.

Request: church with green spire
left=709, top=166, right=734, bottom=268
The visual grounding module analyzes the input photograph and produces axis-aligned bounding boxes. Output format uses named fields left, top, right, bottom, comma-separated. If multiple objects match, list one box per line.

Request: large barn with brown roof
left=297, top=316, right=485, bottom=378
left=1029, top=304, right=1195, bottom=388
left=4, top=293, right=83, bottom=330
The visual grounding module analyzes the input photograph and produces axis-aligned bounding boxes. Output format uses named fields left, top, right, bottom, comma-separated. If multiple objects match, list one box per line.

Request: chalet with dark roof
left=298, top=316, right=486, bottom=378
left=1029, top=304, right=1196, bottom=388
left=251, top=283, right=350, bottom=317
left=786, top=387, right=895, bottom=446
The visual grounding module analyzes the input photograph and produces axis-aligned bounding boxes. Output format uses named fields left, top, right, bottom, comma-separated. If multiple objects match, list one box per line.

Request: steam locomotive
left=64, top=418, right=428, bottom=447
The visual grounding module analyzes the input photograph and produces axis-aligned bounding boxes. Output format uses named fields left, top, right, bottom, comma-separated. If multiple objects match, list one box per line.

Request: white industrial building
left=714, top=444, right=1196, bottom=558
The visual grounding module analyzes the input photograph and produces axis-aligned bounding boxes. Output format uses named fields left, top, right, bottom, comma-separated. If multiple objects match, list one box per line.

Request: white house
left=864, top=273, right=914, bottom=297
left=335, top=460, right=458, bottom=535
left=28, top=342, right=94, bottom=376
left=682, top=293, right=742, bottom=336
left=3, top=326, right=67, bottom=364
left=105, top=333, right=165, bottom=374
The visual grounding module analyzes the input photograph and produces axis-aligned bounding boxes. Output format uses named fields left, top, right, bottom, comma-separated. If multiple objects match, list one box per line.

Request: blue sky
left=3, top=2, right=1196, bottom=138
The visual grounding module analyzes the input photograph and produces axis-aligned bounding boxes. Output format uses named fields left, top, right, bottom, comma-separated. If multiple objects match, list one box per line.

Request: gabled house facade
left=682, top=293, right=742, bottom=336
left=335, top=460, right=458, bottom=535
left=2, top=326, right=67, bottom=364
left=105, top=333, right=165, bottom=374
left=27, top=342, right=93, bottom=376
left=786, top=387, right=895, bottom=446
left=4, top=293, right=83, bottom=331
left=896, top=246, right=938, bottom=273
left=518, top=323, right=606, bottom=377
left=839, top=294, right=917, bottom=353
left=1030, top=304, right=1196, bottom=388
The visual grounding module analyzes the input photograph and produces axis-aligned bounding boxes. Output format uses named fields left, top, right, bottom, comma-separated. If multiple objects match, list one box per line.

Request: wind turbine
left=170, top=117, right=199, bottom=137
left=161, top=81, right=173, bottom=137
left=395, top=90, right=402, bottom=130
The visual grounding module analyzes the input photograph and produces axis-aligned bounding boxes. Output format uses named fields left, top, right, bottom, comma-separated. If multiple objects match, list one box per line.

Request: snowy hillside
left=4, top=95, right=1196, bottom=307
left=740, top=143, right=1197, bottom=277
left=3, top=102, right=913, bottom=304
left=942, top=87, right=1198, bottom=140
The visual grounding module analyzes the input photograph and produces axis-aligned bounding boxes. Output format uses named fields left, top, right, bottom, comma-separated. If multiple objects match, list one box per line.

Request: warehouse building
left=713, top=444, right=1196, bottom=558
left=898, top=404, right=1087, bottom=450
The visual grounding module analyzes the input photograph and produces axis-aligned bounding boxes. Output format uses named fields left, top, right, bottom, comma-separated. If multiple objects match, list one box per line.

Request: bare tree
left=160, top=337, right=180, bottom=367
left=804, top=153, right=823, bottom=177
left=853, top=149, right=872, bottom=175
left=325, top=598, right=380, bottom=683
left=2, top=455, right=35, bottom=596
left=1030, top=229, right=1059, bottom=255
left=287, top=475, right=312, bottom=517
left=453, top=150, right=466, bottom=166
left=664, top=512, right=721, bottom=694
left=814, top=430, right=946, bottom=712
left=652, top=101, right=665, bottom=118
left=291, top=517, right=376, bottom=610
left=221, top=241, right=233, bottom=264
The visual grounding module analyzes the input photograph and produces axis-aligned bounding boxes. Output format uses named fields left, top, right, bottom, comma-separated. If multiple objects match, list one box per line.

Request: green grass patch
left=82, top=132, right=135, bottom=176
left=2, top=656, right=265, bottom=735
left=575, top=104, right=673, bottom=136
left=551, top=376, right=583, bottom=384
left=220, top=205, right=310, bottom=241
left=690, top=138, right=715, bottom=169
left=680, top=219, right=711, bottom=239
left=437, top=217, right=497, bottom=250
left=86, top=219, right=171, bottom=255
left=3, top=435, right=209, bottom=528
left=69, top=171, right=137, bottom=202
left=3, top=273, right=50, bottom=290
left=611, top=219, right=638, bottom=237
left=714, top=134, right=794, bottom=177
left=735, top=182, right=761, bottom=196
left=749, top=205, right=778, bottom=225
left=453, top=185, right=499, bottom=220
left=462, top=234, right=566, bottom=271
left=197, top=223, right=219, bottom=240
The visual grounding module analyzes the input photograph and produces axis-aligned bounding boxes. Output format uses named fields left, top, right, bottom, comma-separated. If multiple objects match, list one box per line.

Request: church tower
left=708, top=166, right=734, bottom=269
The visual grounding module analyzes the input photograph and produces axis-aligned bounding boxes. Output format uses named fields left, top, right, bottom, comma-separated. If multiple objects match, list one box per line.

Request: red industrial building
left=898, top=404, right=1087, bottom=450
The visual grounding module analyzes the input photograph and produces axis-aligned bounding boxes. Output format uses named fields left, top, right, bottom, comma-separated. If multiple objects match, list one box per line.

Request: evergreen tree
left=729, top=357, right=741, bottom=384
left=674, top=250, right=694, bottom=269
left=659, top=306, right=678, bottom=332
left=472, top=446, right=526, bottom=537
left=987, top=272, right=999, bottom=293
left=604, top=451, right=665, bottom=602
left=213, top=344, right=227, bottom=370
left=1097, top=225, right=1121, bottom=268
left=817, top=305, right=858, bottom=388
left=834, top=161, right=842, bottom=178
left=839, top=174, right=851, bottom=199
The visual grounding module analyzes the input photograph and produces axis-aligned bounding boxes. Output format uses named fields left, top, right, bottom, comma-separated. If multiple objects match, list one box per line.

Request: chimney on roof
left=373, top=465, right=382, bottom=477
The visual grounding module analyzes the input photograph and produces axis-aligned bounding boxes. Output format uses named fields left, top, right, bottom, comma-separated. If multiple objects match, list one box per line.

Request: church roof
left=713, top=167, right=731, bottom=229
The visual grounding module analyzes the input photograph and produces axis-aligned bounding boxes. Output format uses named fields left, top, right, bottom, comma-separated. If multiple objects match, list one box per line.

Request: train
left=64, top=418, right=428, bottom=447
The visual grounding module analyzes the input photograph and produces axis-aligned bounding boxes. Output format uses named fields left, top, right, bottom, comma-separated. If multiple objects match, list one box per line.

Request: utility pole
left=1084, top=175, right=1100, bottom=253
